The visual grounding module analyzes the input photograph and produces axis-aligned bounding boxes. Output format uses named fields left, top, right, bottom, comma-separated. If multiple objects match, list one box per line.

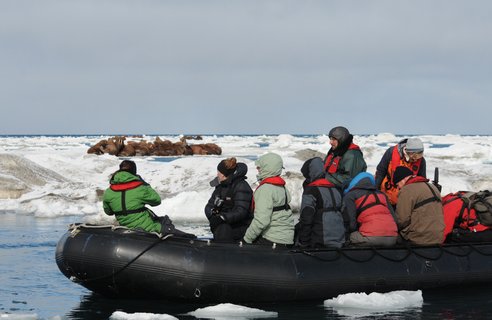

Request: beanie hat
left=119, top=160, right=137, bottom=175
left=405, top=138, right=424, bottom=153
left=392, top=166, right=413, bottom=185
left=217, top=159, right=236, bottom=177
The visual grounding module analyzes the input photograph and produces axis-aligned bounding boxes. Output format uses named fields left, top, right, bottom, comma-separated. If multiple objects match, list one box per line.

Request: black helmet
left=329, top=126, right=350, bottom=145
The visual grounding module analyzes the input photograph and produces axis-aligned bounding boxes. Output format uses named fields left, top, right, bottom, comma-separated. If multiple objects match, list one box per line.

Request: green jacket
left=244, top=153, right=294, bottom=244
left=326, top=148, right=367, bottom=187
left=103, top=171, right=162, bottom=232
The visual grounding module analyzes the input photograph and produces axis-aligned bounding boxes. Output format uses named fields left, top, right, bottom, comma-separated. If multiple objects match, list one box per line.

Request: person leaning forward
left=103, top=160, right=195, bottom=238
left=375, top=138, right=426, bottom=206
left=393, top=166, right=444, bottom=245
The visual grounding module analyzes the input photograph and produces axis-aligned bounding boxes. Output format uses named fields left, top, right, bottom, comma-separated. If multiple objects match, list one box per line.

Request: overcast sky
left=0, top=1, right=491, bottom=135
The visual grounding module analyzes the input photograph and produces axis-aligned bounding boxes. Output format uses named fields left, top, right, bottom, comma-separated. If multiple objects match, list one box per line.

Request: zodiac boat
left=55, top=223, right=492, bottom=302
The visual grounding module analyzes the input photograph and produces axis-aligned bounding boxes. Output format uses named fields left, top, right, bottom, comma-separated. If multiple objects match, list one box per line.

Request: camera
left=212, top=196, right=224, bottom=215
left=214, top=196, right=224, bottom=208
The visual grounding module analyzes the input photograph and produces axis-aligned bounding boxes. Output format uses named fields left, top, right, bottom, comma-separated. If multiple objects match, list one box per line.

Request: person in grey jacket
left=243, top=153, right=294, bottom=245
left=296, top=157, right=345, bottom=248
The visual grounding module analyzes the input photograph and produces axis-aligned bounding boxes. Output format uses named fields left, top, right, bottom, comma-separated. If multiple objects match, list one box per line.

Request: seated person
left=103, top=160, right=195, bottom=238
left=323, top=126, right=367, bottom=188
left=296, top=157, right=344, bottom=248
left=343, top=172, right=398, bottom=247
left=243, top=153, right=294, bottom=246
left=204, top=157, right=253, bottom=242
left=393, top=166, right=444, bottom=245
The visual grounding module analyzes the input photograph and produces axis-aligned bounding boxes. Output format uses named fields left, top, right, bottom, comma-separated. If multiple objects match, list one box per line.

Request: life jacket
left=307, top=178, right=341, bottom=213
left=442, top=192, right=490, bottom=239
left=381, top=146, right=423, bottom=205
left=307, top=178, right=335, bottom=188
left=108, top=180, right=147, bottom=216
left=404, top=176, right=441, bottom=210
left=324, top=143, right=361, bottom=174
left=354, top=190, right=398, bottom=237
left=251, top=176, right=290, bottom=213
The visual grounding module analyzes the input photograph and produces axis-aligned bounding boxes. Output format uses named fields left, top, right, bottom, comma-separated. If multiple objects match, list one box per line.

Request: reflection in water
left=65, top=287, right=492, bottom=320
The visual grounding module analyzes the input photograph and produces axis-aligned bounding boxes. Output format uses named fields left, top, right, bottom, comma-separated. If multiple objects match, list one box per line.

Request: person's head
left=392, top=166, right=413, bottom=189
left=301, top=157, right=325, bottom=182
left=119, top=160, right=137, bottom=175
left=328, top=126, right=351, bottom=150
left=255, top=152, right=283, bottom=181
left=217, top=157, right=237, bottom=182
left=344, top=172, right=375, bottom=194
left=403, top=138, right=424, bottom=162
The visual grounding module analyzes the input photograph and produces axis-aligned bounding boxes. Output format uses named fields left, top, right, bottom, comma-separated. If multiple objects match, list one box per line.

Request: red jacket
left=355, top=192, right=398, bottom=237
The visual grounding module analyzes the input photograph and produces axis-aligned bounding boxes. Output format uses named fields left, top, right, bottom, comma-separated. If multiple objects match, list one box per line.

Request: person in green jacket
left=103, top=160, right=195, bottom=238
left=243, top=153, right=294, bottom=245
left=323, top=126, right=367, bottom=188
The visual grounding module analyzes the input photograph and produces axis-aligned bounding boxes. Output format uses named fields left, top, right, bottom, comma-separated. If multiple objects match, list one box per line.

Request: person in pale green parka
left=243, top=153, right=294, bottom=245
left=103, top=160, right=195, bottom=238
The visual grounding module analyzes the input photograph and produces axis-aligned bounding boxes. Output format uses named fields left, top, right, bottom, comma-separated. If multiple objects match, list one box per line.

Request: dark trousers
left=213, top=223, right=247, bottom=242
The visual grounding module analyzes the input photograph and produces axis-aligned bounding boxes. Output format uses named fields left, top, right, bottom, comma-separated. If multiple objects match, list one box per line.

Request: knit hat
left=119, top=160, right=137, bottom=175
left=405, top=138, right=424, bottom=153
left=392, top=166, right=413, bottom=185
left=217, top=159, right=236, bottom=177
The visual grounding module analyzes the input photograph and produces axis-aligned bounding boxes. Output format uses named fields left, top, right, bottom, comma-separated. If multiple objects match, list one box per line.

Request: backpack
left=445, top=190, right=492, bottom=227
left=469, top=190, right=492, bottom=226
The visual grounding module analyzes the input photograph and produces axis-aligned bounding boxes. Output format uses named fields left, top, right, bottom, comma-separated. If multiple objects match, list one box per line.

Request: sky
left=0, top=0, right=491, bottom=135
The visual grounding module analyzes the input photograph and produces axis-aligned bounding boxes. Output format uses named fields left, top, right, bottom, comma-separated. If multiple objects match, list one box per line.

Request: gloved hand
left=209, top=214, right=225, bottom=231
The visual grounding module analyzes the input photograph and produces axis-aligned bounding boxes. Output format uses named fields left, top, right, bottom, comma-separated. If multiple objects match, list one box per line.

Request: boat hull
left=55, top=225, right=492, bottom=302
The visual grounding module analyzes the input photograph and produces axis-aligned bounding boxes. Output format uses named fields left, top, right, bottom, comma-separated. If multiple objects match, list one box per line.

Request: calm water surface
left=1, top=213, right=492, bottom=319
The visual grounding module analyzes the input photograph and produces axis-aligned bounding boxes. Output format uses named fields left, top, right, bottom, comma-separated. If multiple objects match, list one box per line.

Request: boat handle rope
left=467, top=243, right=492, bottom=256
left=370, top=247, right=412, bottom=263
left=299, top=243, right=491, bottom=264
left=300, top=250, right=343, bottom=262
left=80, top=235, right=173, bottom=284
left=440, top=245, right=474, bottom=257
left=409, top=247, right=444, bottom=260
left=70, top=228, right=174, bottom=284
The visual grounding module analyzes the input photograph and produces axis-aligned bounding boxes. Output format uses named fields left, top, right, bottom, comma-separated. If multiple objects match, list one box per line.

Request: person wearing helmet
left=323, top=126, right=367, bottom=188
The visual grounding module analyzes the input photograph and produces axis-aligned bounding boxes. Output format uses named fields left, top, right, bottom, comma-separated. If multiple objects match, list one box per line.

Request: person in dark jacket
left=393, top=166, right=444, bottom=245
left=205, top=157, right=253, bottom=242
left=375, top=138, right=426, bottom=206
left=343, top=172, right=398, bottom=247
left=324, top=126, right=367, bottom=188
left=296, top=157, right=345, bottom=248
left=103, top=160, right=195, bottom=238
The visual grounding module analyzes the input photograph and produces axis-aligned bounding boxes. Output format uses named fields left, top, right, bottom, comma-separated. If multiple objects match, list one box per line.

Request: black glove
left=209, top=215, right=225, bottom=231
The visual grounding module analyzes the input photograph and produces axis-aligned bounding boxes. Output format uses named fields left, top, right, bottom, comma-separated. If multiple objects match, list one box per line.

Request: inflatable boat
left=55, top=224, right=492, bottom=302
